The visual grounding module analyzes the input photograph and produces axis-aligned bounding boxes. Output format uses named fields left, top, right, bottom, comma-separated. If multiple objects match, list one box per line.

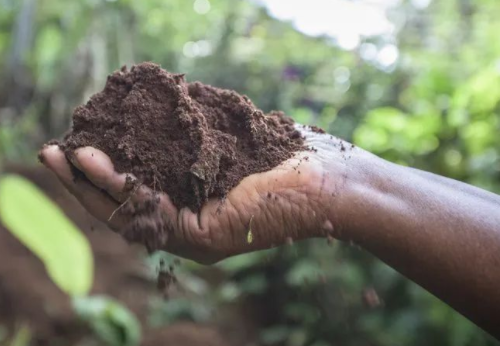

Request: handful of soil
left=60, top=62, right=305, bottom=211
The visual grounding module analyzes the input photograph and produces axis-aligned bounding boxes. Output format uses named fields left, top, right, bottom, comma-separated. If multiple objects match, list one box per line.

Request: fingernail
left=38, top=144, right=59, bottom=166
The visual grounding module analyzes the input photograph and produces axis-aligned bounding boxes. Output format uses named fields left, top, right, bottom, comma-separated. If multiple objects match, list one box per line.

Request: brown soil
left=156, top=259, right=177, bottom=299
left=60, top=62, right=305, bottom=211
left=142, top=322, right=230, bottom=346
left=0, top=166, right=240, bottom=346
left=0, top=166, right=153, bottom=344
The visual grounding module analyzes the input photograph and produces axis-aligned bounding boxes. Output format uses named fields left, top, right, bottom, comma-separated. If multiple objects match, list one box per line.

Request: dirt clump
left=59, top=62, right=305, bottom=211
left=156, top=259, right=177, bottom=299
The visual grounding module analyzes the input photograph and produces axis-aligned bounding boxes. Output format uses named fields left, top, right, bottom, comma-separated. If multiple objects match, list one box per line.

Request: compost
left=61, top=62, right=305, bottom=211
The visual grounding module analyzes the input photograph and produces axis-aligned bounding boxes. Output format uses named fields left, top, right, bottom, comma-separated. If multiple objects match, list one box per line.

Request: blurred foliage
left=0, top=175, right=94, bottom=297
left=8, top=325, right=31, bottom=346
left=0, top=0, right=499, bottom=345
left=73, top=295, right=141, bottom=346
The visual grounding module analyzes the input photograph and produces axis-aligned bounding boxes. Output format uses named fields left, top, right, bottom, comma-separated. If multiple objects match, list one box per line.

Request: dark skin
left=40, top=126, right=500, bottom=339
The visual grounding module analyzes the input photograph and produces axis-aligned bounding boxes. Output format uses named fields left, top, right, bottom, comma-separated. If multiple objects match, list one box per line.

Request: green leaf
left=73, top=296, right=141, bottom=346
left=35, top=24, right=64, bottom=89
left=216, top=251, right=270, bottom=273
left=9, top=325, right=31, bottom=346
left=0, top=175, right=93, bottom=296
left=260, top=325, right=290, bottom=345
left=286, top=260, right=322, bottom=287
left=35, top=24, right=63, bottom=66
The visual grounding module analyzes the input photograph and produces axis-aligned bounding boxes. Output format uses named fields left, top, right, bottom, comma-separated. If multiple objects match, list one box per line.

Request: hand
left=40, top=126, right=353, bottom=264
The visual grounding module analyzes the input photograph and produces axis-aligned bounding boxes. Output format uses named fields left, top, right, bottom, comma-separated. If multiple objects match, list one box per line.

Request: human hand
left=40, top=126, right=354, bottom=264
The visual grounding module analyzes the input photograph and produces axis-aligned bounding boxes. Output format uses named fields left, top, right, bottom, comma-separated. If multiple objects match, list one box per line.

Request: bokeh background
left=1, top=0, right=500, bottom=345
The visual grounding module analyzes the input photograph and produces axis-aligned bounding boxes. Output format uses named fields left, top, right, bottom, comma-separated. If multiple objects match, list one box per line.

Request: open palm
left=41, top=126, right=348, bottom=264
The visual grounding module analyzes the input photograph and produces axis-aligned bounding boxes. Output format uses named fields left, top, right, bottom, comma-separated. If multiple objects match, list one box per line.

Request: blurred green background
left=1, top=0, right=500, bottom=345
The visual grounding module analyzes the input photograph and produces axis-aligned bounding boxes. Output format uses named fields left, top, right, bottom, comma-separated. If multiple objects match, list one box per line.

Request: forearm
left=336, top=149, right=500, bottom=338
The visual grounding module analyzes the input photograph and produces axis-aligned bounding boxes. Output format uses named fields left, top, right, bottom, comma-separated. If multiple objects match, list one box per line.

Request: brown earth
left=142, top=322, right=231, bottom=346
left=0, top=166, right=153, bottom=344
left=60, top=62, right=305, bottom=211
left=0, top=166, right=232, bottom=346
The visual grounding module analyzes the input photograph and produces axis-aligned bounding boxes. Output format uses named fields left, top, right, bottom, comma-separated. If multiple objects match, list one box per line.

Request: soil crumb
left=157, top=259, right=177, bottom=299
left=60, top=62, right=305, bottom=211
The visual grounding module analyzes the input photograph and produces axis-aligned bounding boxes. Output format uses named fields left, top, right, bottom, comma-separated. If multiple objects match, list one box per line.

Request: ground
left=0, top=166, right=234, bottom=346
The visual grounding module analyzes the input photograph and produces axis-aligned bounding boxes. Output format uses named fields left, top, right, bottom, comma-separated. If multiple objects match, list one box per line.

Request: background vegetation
left=0, top=0, right=499, bottom=345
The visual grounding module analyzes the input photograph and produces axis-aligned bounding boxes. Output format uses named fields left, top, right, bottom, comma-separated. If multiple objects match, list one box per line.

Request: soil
left=0, top=166, right=153, bottom=344
left=156, top=259, right=177, bottom=299
left=0, top=166, right=236, bottom=346
left=59, top=62, right=305, bottom=211
left=142, top=322, right=230, bottom=346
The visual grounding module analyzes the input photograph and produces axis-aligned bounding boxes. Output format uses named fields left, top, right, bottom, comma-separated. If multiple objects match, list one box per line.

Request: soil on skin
left=60, top=62, right=305, bottom=211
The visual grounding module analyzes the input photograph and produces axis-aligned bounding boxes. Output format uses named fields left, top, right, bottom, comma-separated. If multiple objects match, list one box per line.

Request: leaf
left=0, top=175, right=93, bottom=296
left=73, top=295, right=141, bottom=346
left=260, top=325, right=290, bottom=345
left=35, top=24, right=64, bottom=89
left=9, top=325, right=31, bottom=346
left=247, top=214, right=254, bottom=244
left=286, top=260, right=322, bottom=287
left=216, top=251, right=270, bottom=273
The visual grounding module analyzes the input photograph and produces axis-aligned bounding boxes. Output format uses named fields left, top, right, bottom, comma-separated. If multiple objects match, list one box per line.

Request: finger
left=157, top=193, right=179, bottom=221
left=72, top=147, right=180, bottom=218
left=40, top=145, right=129, bottom=230
left=39, top=145, right=75, bottom=183
left=72, top=147, right=166, bottom=206
left=71, top=147, right=133, bottom=203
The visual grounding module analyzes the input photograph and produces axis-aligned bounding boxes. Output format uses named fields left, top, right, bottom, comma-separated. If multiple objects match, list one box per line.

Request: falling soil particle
left=59, top=62, right=305, bottom=211
left=362, top=287, right=382, bottom=308
left=157, top=259, right=177, bottom=299
left=326, top=234, right=335, bottom=245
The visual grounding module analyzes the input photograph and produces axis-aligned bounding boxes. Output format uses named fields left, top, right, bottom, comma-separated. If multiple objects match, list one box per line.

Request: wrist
left=291, top=130, right=396, bottom=242
left=322, top=145, right=392, bottom=242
